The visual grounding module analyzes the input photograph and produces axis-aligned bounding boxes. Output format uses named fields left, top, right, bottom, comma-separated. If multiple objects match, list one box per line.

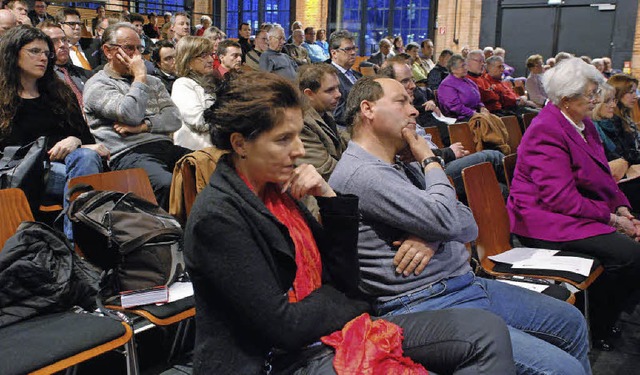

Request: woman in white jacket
left=172, top=36, right=217, bottom=150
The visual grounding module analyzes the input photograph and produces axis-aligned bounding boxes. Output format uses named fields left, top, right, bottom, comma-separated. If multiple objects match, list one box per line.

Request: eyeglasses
left=108, top=43, right=145, bottom=54
left=468, top=58, right=485, bottom=64
left=23, top=47, right=55, bottom=59
left=61, top=21, right=82, bottom=28
left=583, top=88, right=602, bottom=102
left=196, top=51, right=214, bottom=59
left=338, top=46, right=358, bottom=53
left=604, top=98, right=619, bottom=105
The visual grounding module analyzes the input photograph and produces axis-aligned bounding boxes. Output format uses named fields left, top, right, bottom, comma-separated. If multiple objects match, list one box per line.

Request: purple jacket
left=437, top=74, right=484, bottom=120
left=507, top=103, right=629, bottom=242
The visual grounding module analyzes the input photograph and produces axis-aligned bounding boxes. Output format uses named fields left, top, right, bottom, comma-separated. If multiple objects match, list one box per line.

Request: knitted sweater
left=83, top=65, right=181, bottom=161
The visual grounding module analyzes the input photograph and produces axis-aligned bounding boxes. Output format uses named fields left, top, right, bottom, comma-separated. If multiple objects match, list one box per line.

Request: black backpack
left=67, top=185, right=185, bottom=295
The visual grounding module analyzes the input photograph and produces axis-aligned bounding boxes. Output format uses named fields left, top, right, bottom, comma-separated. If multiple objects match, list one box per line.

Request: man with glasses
left=245, top=26, right=269, bottom=70
left=328, top=29, right=361, bottom=127
left=301, top=26, right=328, bottom=63
left=28, top=0, right=53, bottom=26
left=83, top=23, right=190, bottom=209
left=466, top=49, right=501, bottom=112
left=38, top=20, right=92, bottom=109
left=482, top=55, right=538, bottom=118
left=259, top=24, right=297, bottom=81
left=56, top=7, right=95, bottom=70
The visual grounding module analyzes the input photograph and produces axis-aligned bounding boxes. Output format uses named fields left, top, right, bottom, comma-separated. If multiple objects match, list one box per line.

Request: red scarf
left=238, top=173, right=322, bottom=302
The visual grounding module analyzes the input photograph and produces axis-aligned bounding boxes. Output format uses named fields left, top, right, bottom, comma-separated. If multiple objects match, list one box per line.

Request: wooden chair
left=513, top=85, right=526, bottom=96
left=462, top=163, right=603, bottom=312
left=0, top=188, right=138, bottom=375
left=423, top=127, right=445, bottom=149
left=501, top=115, right=522, bottom=153
left=522, top=112, right=537, bottom=130
left=448, top=123, right=476, bottom=155
left=352, top=56, right=369, bottom=73
left=360, top=66, right=375, bottom=76
left=67, top=169, right=195, bottom=356
left=67, top=168, right=157, bottom=204
left=503, top=153, right=517, bottom=190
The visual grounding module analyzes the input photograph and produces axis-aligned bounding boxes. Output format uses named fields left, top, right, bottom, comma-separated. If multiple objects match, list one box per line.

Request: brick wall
left=632, top=1, right=640, bottom=78
left=434, top=0, right=482, bottom=57
left=295, top=0, right=328, bottom=31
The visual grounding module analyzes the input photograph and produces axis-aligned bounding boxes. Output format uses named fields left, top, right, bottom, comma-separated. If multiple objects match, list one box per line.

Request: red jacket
left=483, top=73, right=519, bottom=111
left=467, top=73, right=501, bottom=111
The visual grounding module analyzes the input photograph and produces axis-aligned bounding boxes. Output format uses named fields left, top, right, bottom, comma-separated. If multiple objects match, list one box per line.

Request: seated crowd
left=1, top=4, right=640, bottom=374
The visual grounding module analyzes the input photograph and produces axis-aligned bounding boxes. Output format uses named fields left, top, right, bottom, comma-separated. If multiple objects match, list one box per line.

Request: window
left=225, top=0, right=291, bottom=39
left=136, top=0, right=185, bottom=15
left=343, top=0, right=432, bottom=56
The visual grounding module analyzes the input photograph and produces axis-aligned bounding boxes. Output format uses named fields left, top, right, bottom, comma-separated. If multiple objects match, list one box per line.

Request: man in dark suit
left=38, top=21, right=93, bottom=110
left=328, top=29, right=362, bottom=127
left=27, top=0, right=53, bottom=26
left=368, top=38, right=393, bottom=68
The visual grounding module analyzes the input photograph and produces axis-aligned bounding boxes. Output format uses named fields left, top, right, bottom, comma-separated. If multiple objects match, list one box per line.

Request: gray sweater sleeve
left=348, top=163, right=478, bottom=244
left=87, top=79, right=149, bottom=126
left=146, top=79, right=181, bottom=133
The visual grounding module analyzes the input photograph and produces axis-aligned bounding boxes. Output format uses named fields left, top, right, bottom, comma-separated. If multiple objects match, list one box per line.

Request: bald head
left=0, top=9, right=17, bottom=36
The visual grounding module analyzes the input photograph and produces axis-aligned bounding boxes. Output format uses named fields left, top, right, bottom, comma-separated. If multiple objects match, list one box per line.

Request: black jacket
left=0, top=222, right=99, bottom=328
left=184, top=156, right=369, bottom=374
left=331, top=63, right=362, bottom=127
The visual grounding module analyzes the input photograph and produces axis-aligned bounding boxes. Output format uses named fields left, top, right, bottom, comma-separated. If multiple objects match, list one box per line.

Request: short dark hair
left=304, top=27, right=314, bottom=35
left=420, top=39, right=433, bottom=48
left=345, top=76, right=384, bottom=129
left=298, top=63, right=338, bottom=93
left=151, top=39, right=175, bottom=66
left=217, top=39, right=241, bottom=57
left=406, top=42, right=419, bottom=52
left=240, top=22, right=249, bottom=28
left=55, top=7, right=80, bottom=23
left=209, top=71, right=302, bottom=150
left=147, top=12, right=157, bottom=19
left=440, top=49, right=454, bottom=58
left=446, top=54, right=465, bottom=72
left=129, top=13, right=144, bottom=24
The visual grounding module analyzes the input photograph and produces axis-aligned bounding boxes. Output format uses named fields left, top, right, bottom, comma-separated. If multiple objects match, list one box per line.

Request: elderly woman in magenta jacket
left=507, top=58, right=640, bottom=351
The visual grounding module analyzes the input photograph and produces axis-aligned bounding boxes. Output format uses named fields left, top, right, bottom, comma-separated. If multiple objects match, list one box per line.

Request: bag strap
left=119, top=227, right=183, bottom=255
left=95, top=269, right=132, bottom=324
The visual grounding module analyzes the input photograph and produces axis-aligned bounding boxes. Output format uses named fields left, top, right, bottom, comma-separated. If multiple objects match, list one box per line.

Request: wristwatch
left=421, top=156, right=445, bottom=169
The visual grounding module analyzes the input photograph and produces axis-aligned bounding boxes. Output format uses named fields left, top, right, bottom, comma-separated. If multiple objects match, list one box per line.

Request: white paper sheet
left=511, top=256, right=593, bottom=277
left=164, top=281, right=194, bottom=303
left=496, top=279, right=550, bottom=293
left=432, top=112, right=457, bottom=125
left=488, top=247, right=559, bottom=264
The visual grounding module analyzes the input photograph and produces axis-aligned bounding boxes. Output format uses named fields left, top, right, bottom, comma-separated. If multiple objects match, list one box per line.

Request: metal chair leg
left=124, top=334, right=140, bottom=375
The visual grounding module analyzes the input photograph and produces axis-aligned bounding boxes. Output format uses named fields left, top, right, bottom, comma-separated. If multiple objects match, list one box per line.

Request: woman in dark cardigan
left=183, top=71, right=515, bottom=374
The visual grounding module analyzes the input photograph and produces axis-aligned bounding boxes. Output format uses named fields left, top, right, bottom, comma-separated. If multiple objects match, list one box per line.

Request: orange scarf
left=238, top=173, right=322, bottom=302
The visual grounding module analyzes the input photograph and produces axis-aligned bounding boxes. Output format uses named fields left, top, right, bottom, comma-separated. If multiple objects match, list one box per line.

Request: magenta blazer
left=507, top=103, right=630, bottom=242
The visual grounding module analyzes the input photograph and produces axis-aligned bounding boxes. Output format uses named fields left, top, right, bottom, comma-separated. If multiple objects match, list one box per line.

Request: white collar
left=561, top=110, right=586, bottom=141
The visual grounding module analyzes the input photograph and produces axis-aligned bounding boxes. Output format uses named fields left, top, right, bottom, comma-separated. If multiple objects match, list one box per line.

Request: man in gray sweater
left=84, top=23, right=190, bottom=209
left=328, top=76, right=591, bottom=374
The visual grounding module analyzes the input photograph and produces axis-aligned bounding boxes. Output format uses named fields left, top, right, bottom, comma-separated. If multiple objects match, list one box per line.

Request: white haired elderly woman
left=258, top=23, right=298, bottom=81
left=507, top=57, right=640, bottom=351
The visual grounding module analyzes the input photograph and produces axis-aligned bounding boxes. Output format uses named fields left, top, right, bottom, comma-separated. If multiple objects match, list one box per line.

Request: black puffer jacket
left=0, top=221, right=100, bottom=328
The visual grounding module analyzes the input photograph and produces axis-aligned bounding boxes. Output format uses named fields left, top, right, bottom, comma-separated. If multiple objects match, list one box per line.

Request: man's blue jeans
left=374, top=272, right=591, bottom=375
left=42, top=148, right=103, bottom=241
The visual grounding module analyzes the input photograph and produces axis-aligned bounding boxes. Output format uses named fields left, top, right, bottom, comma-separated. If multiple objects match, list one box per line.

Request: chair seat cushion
left=491, top=251, right=601, bottom=284
left=0, top=311, right=127, bottom=375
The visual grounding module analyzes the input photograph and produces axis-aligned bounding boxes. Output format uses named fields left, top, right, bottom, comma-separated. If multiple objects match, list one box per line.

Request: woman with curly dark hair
left=0, top=25, right=108, bottom=241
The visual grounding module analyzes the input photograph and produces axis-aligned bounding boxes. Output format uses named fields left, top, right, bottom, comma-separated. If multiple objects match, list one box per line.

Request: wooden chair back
left=632, top=100, right=640, bottom=125
left=501, top=115, right=522, bottom=152
left=503, top=153, right=517, bottom=190
left=353, top=56, right=369, bottom=73
left=360, top=66, right=375, bottom=76
left=462, top=162, right=512, bottom=267
left=522, top=112, right=537, bottom=130
left=513, top=85, right=526, bottom=96
left=448, top=123, right=476, bottom=155
left=423, top=127, right=445, bottom=148
left=0, top=189, right=34, bottom=249
left=67, top=168, right=157, bottom=204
